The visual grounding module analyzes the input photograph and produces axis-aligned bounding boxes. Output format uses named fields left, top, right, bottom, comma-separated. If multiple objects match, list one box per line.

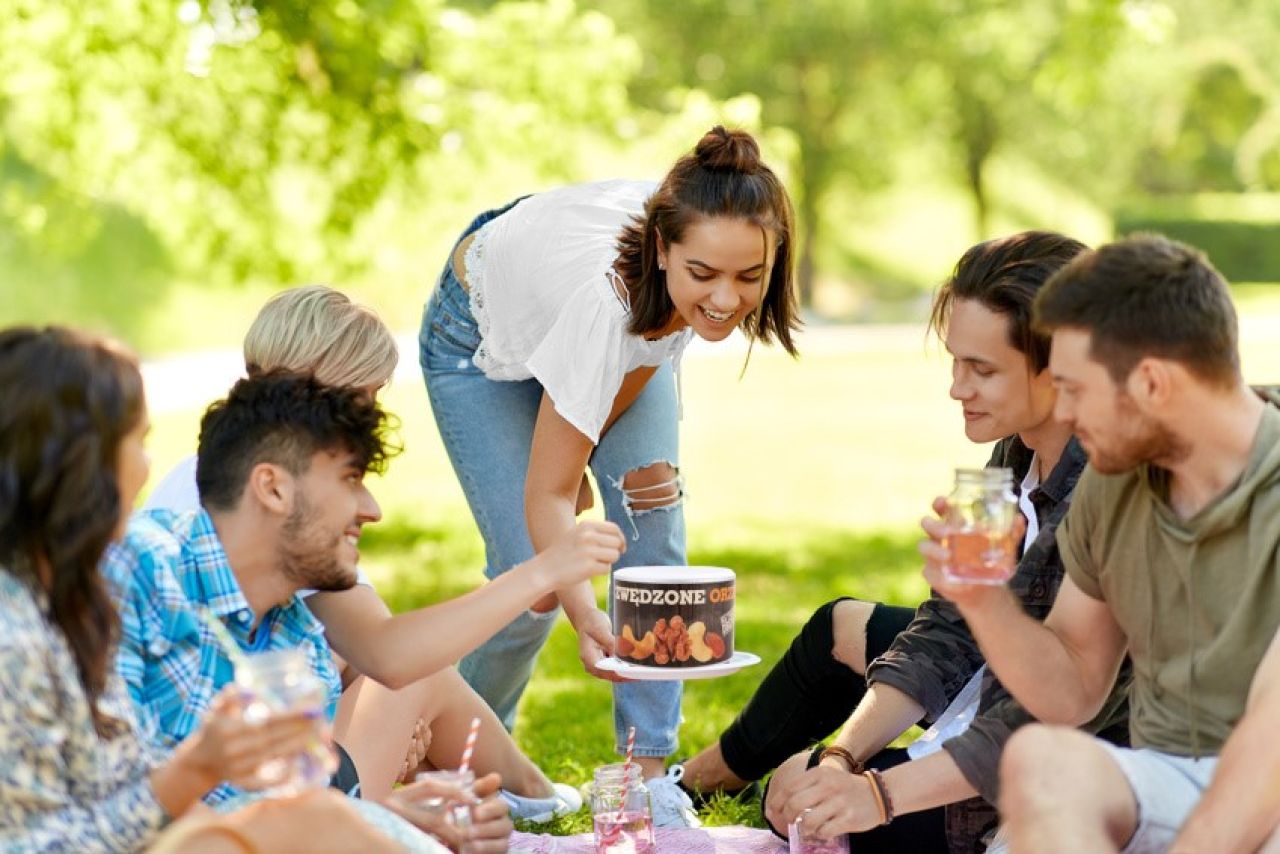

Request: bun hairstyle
left=694, top=125, right=763, bottom=173
left=616, top=125, right=799, bottom=355
left=0, top=326, right=144, bottom=738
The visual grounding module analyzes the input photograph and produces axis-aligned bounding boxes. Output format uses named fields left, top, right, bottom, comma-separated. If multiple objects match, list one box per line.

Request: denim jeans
left=418, top=204, right=686, bottom=757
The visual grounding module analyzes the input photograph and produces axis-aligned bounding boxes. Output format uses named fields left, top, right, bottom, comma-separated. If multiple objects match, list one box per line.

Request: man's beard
left=1087, top=393, right=1189, bottom=475
left=278, top=492, right=358, bottom=592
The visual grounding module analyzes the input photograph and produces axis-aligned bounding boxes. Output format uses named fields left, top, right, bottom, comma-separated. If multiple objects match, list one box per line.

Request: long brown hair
left=616, top=125, right=800, bottom=355
left=0, top=326, right=144, bottom=737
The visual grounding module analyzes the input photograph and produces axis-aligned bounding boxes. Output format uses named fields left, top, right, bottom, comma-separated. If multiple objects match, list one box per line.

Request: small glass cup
left=413, top=768, right=476, bottom=848
left=788, top=813, right=850, bottom=854
left=234, top=648, right=333, bottom=795
left=942, top=467, right=1018, bottom=585
left=589, top=763, right=655, bottom=854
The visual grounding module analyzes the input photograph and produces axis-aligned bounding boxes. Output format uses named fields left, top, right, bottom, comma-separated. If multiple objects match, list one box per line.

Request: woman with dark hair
left=420, top=125, right=799, bottom=825
left=0, top=326, right=386, bottom=851
left=679, top=232, right=1130, bottom=852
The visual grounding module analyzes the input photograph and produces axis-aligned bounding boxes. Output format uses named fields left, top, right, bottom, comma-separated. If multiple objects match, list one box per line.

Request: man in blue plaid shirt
left=104, top=371, right=393, bottom=804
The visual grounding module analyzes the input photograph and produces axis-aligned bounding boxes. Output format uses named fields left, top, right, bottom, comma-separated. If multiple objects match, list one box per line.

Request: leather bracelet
left=817, top=744, right=863, bottom=774
left=863, top=768, right=895, bottom=826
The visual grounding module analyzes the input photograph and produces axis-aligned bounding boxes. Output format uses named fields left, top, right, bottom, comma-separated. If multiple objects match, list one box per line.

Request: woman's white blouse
left=465, top=178, right=692, bottom=444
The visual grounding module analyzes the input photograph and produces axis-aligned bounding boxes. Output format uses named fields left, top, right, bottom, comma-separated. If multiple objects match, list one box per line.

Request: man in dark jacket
left=679, top=231, right=1130, bottom=853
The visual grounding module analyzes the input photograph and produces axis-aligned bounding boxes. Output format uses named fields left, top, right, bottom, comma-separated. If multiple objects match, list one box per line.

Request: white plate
left=595, top=651, right=761, bottom=681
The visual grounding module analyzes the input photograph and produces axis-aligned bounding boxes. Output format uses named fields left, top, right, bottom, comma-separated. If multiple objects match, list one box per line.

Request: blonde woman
left=147, top=285, right=589, bottom=820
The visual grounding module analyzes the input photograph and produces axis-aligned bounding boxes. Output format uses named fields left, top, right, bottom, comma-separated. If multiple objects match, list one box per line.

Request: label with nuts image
left=612, top=567, right=735, bottom=668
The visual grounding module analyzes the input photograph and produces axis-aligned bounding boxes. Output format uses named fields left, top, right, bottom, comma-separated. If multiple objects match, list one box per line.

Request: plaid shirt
left=103, top=509, right=341, bottom=803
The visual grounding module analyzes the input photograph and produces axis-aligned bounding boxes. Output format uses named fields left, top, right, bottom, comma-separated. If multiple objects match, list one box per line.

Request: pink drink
left=593, top=810, right=656, bottom=854
left=943, top=528, right=1016, bottom=585
left=787, top=820, right=850, bottom=854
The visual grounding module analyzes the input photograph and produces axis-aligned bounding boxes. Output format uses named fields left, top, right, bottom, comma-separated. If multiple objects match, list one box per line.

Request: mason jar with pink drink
left=942, top=468, right=1018, bottom=585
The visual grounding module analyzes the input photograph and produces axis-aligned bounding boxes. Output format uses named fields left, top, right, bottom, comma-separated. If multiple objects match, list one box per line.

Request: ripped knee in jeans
left=608, top=461, right=684, bottom=539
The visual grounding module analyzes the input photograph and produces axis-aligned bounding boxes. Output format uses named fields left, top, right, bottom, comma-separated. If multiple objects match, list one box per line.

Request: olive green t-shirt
left=1059, top=403, right=1280, bottom=755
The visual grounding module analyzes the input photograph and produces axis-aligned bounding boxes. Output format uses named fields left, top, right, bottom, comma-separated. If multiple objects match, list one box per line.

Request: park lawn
left=140, top=314, right=1280, bottom=831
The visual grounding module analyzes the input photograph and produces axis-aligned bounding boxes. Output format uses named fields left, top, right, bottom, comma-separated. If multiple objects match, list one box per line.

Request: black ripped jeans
left=718, top=598, right=950, bottom=852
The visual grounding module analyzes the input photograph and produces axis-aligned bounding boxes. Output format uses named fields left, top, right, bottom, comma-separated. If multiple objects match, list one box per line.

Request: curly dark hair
left=0, top=326, right=144, bottom=738
left=615, top=125, right=799, bottom=356
left=196, top=370, right=399, bottom=512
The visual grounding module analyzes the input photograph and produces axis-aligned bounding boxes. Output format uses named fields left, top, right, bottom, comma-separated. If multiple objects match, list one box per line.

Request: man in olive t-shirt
left=920, top=235, right=1280, bottom=853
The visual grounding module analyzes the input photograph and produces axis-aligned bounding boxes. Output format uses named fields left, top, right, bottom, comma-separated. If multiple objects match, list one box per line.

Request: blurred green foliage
left=1116, top=193, right=1280, bottom=281
left=4, top=0, right=1280, bottom=348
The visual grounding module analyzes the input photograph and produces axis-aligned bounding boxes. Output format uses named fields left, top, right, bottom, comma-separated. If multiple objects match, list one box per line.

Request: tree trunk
left=966, top=145, right=990, bottom=240
left=956, top=84, right=997, bottom=240
left=796, top=182, right=819, bottom=309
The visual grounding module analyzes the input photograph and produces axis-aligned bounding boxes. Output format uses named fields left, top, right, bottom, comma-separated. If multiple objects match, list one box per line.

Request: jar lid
left=954, top=467, right=1014, bottom=485
left=593, top=762, right=644, bottom=784
left=614, top=565, right=735, bottom=584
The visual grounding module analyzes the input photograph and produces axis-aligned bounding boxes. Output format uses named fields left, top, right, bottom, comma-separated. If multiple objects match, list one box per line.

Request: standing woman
left=420, top=126, right=798, bottom=824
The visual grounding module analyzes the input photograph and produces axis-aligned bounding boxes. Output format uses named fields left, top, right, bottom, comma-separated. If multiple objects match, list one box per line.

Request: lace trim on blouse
left=463, top=221, right=499, bottom=375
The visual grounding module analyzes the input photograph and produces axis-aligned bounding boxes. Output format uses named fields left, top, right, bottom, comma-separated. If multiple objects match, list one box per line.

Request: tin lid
left=614, top=565, right=735, bottom=585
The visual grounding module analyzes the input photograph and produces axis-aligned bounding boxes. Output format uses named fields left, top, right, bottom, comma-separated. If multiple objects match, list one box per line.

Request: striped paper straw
left=623, top=725, right=636, bottom=804
left=458, top=716, right=481, bottom=775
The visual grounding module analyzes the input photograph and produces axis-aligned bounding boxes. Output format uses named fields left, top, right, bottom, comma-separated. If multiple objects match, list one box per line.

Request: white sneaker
left=647, top=765, right=701, bottom=829
left=500, top=781, right=584, bottom=823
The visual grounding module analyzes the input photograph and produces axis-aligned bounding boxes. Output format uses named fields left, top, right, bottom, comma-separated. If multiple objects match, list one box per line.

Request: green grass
left=139, top=318, right=1280, bottom=832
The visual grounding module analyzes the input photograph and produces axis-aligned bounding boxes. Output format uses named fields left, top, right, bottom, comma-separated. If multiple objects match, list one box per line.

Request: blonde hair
left=243, top=285, right=398, bottom=389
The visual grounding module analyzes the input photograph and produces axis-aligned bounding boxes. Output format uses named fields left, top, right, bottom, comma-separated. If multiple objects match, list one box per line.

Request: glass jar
left=235, top=648, right=334, bottom=795
left=590, top=763, right=655, bottom=854
left=788, top=813, right=850, bottom=854
left=413, top=768, right=476, bottom=848
left=943, top=467, right=1018, bottom=585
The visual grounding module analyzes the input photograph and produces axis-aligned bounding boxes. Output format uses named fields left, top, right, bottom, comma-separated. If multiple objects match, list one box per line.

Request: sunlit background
left=5, top=1, right=1280, bottom=808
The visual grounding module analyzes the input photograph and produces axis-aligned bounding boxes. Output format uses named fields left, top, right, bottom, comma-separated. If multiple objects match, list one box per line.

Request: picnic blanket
left=510, top=826, right=787, bottom=853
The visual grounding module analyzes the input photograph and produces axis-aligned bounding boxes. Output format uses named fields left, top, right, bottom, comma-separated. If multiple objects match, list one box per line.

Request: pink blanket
left=510, top=826, right=787, bottom=853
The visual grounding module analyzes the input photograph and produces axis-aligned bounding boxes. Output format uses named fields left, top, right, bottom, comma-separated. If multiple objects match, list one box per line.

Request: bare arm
left=524, top=368, right=655, bottom=677
left=827, top=682, right=926, bottom=767
left=768, top=745, right=977, bottom=838
left=921, top=515, right=1127, bottom=726
left=1172, top=628, right=1280, bottom=854
left=307, top=519, right=625, bottom=689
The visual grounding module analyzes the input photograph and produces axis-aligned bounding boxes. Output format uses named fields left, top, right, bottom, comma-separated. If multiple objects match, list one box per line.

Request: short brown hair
left=1034, top=234, right=1240, bottom=387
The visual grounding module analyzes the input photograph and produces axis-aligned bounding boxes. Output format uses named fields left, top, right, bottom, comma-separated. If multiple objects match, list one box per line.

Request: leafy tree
left=590, top=0, right=926, bottom=306
left=0, top=0, right=645, bottom=334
